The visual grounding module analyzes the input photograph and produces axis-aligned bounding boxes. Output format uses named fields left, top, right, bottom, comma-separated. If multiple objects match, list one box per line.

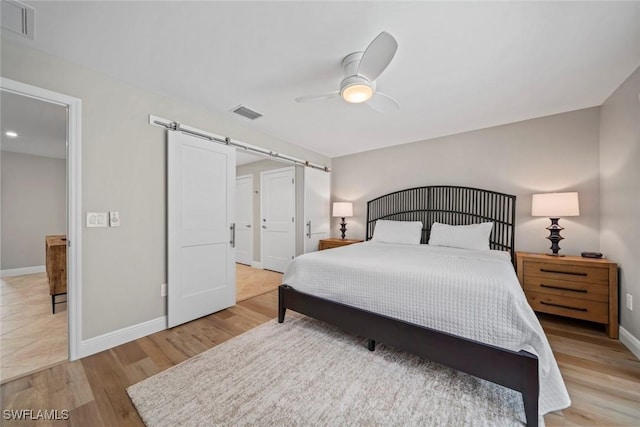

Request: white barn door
left=261, top=167, right=295, bottom=273
left=304, top=168, right=330, bottom=253
left=235, top=175, right=253, bottom=266
left=168, top=131, right=236, bottom=328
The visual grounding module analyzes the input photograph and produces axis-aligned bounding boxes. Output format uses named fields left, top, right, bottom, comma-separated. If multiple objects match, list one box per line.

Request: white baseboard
left=79, top=316, right=166, bottom=358
left=620, top=326, right=640, bottom=361
left=251, top=261, right=263, bottom=269
left=0, top=265, right=46, bottom=277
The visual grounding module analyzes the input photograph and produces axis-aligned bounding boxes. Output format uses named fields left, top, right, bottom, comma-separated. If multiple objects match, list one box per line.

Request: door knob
left=246, top=224, right=251, bottom=228
left=262, top=225, right=267, bottom=229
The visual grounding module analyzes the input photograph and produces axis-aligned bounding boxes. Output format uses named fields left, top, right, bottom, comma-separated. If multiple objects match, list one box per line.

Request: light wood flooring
left=0, top=265, right=278, bottom=386
left=1, top=290, right=639, bottom=426
left=235, top=263, right=282, bottom=302
left=1, top=273, right=68, bottom=384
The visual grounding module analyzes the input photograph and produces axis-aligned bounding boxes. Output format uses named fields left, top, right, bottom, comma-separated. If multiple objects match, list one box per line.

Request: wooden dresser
left=46, top=234, right=67, bottom=314
left=516, top=252, right=618, bottom=338
left=318, top=238, right=363, bottom=250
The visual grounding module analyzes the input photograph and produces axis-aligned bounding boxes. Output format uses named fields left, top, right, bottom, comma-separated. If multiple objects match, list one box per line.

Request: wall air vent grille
left=231, top=105, right=263, bottom=120
left=1, top=0, right=35, bottom=40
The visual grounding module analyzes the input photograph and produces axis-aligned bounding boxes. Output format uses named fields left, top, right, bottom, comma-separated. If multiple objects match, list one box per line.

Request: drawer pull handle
left=540, top=284, right=587, bottom=293
left=540, top=268, right=587, bottom=277
left=540, top=301, right=588, bottom=312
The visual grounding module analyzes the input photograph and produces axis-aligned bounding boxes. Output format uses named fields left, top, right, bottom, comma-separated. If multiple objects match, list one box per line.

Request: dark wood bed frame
left=278, top=186, right=539, bottom=427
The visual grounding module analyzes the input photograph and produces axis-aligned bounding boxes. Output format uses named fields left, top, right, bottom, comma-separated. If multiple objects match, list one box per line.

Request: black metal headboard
left=366, top=186, right=516, bottom=262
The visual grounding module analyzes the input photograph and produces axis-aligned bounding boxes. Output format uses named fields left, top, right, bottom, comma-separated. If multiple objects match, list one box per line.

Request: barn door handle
left=230, top=224, right=236, bottom=248
left=306, top=221, right=311, bottom=238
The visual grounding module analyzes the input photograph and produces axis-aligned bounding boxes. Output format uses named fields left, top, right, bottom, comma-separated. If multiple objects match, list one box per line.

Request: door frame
left=235, top=174, right=254, bottom=266
left=260, top=166, right=296, bottom=272
left=1, top=78, right=82, bottom=361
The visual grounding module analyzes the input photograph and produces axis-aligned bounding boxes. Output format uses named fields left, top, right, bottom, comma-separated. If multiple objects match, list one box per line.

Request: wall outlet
left=161, top=283, right=167, bottom=297
left=626, top=293, right=633, bottom=311
left=86, top=212, right=108, bottom=228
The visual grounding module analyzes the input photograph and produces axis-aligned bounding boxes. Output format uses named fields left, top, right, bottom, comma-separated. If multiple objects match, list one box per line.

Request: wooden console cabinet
left=46, top=234, right=67, bottom=314
left=516, top=252, right=618, bottom=338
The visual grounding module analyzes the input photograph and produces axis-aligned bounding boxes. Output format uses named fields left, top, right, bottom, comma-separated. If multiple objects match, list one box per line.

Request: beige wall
left=1, top=39, right=330, bottom=339
left=599, top=66, right=640, bottom=339
left=1, top=151, right=66, bottom=270
left=331, top=107, right=601, bottom=256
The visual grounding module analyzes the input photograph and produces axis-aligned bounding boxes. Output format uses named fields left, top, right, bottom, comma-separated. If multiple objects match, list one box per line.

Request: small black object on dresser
left=581, top=251, right=603, bottom=259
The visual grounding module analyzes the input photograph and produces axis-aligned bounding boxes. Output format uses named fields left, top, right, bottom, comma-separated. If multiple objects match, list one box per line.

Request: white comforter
left=282, top=241, right=571, bottom=415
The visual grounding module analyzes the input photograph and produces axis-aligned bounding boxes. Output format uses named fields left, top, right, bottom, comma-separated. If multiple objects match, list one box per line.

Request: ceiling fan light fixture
left=296, top=31, right=398, bottom=110
left=342, top=82, right=373, bottom=103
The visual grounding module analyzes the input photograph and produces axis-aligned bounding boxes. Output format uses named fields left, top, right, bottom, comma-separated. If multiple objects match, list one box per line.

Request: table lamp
left=332, top=202, right=353, bottom=240
left=531, top=192, right=580, bottom=256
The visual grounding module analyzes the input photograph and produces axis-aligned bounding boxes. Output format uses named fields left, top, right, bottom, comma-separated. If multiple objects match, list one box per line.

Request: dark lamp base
left=546, top=217, right=565, bottom=256
left=339, top=217, right=347, bottom=240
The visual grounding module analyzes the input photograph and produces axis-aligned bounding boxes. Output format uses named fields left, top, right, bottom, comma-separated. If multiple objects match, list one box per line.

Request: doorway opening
left=235, top=153, right=294, bottom=302
left=0, top=78, right=82, bottom=379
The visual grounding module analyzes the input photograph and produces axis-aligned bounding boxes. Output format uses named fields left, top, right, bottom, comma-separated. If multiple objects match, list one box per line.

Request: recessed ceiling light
left=5, top=131, right=18, bottom=138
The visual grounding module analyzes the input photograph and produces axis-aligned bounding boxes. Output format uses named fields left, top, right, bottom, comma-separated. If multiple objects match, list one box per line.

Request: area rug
left=127, top=315, right=527, bottom=426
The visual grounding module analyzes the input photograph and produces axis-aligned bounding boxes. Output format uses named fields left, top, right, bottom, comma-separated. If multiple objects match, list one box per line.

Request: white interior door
left=168, top=131, right=235, bottom=328
left=261, top=167, right=295, bottom=273
left=235, top=174, right=253, bottom=266
left=304, top=168, right=331, bottom=253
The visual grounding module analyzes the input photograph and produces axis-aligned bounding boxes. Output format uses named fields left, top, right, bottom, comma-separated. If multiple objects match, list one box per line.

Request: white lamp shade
left=531, top=192, right=580, bottom=217
left=332, top=202, right=353, bottom=217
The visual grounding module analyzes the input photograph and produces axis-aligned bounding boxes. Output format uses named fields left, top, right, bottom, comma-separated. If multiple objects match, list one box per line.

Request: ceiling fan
left=295, top=31, right=399, bottom=113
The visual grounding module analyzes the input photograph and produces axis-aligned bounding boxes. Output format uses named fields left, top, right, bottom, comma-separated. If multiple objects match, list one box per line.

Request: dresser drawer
left=525, top=291, right=608, bottom=323
left=523, top=261, right=609, bottom=285
left=516, top=252, right=618, bottom=338
left=523, top=276, right=608, bottom=302
left=318, top=239, right=363, bottom=250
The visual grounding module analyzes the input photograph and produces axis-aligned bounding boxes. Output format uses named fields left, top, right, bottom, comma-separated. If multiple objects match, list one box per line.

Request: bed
left=278, top=186, right=570, bottom=427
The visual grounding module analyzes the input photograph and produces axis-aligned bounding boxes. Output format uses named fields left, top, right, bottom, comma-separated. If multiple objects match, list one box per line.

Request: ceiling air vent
left=1, top=0, right=35, bottom=40
left=231, top=105, right=263, bottom=120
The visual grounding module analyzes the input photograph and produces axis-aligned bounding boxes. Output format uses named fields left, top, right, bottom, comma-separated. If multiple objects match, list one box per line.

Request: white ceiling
left=0, top=90, right=67, bottom=159
left=4, top=1, right=639, bottom=158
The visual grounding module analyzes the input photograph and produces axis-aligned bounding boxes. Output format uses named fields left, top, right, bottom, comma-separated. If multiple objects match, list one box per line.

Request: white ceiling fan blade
left=357, top=31, right=398, bottom=82
left=367, top=92, right=399, bottom=113
left=295, top=92, right=340, bottom=103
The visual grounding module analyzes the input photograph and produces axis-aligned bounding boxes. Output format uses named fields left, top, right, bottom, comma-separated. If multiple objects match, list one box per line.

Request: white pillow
left=372, top=220, right=423, bottom=245
left=428, top=222, right=493, bottom=251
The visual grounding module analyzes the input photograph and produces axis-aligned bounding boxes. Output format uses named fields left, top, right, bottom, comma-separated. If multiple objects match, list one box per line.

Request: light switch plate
left=87, top=212, right=108, bottom=228
left=109, top=211, right=120, bottom=227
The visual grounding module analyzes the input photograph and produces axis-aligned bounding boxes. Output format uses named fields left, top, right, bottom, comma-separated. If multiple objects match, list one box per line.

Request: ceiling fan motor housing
left=340, top=52, right=376, bottom=103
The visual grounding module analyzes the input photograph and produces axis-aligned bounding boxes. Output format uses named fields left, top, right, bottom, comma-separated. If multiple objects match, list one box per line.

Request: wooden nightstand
left=516, top=252, right=618, bottom=338
left=318, top=238, right=363, bottom=251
